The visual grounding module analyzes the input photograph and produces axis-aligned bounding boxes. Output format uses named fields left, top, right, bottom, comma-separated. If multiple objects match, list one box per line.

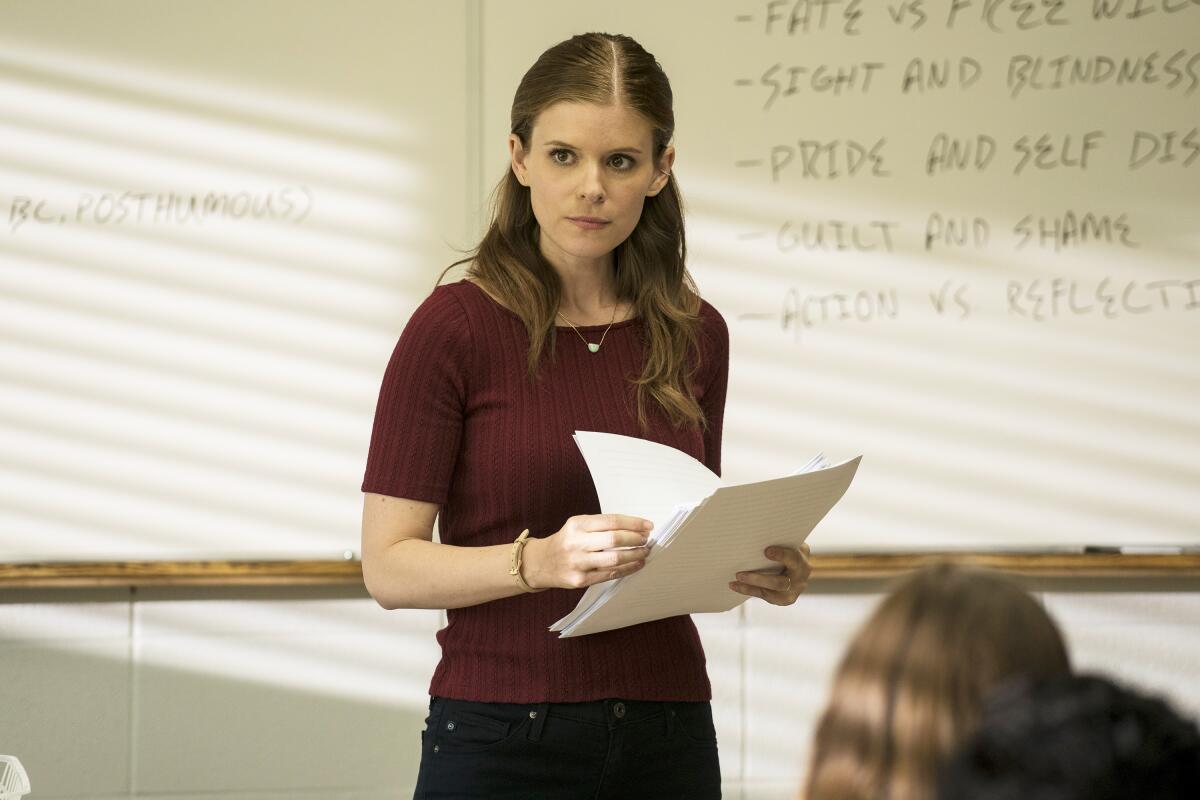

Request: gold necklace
left=556, top=302, right=619, bottom=353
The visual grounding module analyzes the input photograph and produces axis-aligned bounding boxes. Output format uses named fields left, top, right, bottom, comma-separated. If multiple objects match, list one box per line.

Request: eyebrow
left=543, top=139, right=644, bottom=155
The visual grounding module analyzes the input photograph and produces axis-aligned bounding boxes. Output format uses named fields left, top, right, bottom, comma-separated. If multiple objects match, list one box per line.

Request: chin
left=551, top=233, right=621, bottom=261
left=573, top=241, right=622, bottom=259
left=568, top=227, right=634, bottom=254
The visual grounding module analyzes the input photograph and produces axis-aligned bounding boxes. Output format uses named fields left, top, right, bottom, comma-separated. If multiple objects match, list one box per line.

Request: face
left=509, top=101, right=675, bottom=272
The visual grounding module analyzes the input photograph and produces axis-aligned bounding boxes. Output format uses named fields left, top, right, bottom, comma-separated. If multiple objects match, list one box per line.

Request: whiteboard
left=0, top=0, right=470, bottom=560
left=1, top=0, right=1196, bottom=561
left=480, top=1, right=1199, bottom=551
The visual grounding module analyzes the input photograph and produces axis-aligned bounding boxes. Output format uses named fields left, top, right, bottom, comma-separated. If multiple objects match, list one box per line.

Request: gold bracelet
left=509, top=529, right=545, bottom=593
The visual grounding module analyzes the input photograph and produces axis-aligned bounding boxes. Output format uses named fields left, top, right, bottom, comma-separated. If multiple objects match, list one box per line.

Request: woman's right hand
left=523, top=514, right=653, bottom=590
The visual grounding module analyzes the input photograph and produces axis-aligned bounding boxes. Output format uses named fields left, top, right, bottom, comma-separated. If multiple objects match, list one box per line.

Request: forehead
left=530, top=101, right=654, bottom=149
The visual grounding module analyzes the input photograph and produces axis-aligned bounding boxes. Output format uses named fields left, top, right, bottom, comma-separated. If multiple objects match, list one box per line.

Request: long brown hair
left=802, top=563, right=1071, bottom=800
left=436, top=32, right=706, bottom=433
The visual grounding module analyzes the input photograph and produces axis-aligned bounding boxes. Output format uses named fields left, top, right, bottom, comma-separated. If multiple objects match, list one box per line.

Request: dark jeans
left=412, top=696, right=722, bottom=799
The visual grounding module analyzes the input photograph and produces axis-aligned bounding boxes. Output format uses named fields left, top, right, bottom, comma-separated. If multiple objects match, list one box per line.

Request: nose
left=578, top=161, right=606, bottom=204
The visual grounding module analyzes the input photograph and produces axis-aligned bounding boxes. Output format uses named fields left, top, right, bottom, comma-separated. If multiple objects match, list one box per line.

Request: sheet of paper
left=572, top=431, right=721, bottom=530
left=559, top=460, right=859, bottom=636
left=551, top=431, right=860, bottom=637
left=550, top=432, right=722, bottom=632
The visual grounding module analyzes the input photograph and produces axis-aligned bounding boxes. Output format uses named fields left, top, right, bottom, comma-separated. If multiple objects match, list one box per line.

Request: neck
left=557, top=271, right=619, bottom=321
left=539, top=236, right=622, bottom=322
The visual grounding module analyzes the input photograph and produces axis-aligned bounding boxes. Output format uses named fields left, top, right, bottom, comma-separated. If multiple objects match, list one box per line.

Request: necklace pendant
left=587, top=343, right=601, bottom=353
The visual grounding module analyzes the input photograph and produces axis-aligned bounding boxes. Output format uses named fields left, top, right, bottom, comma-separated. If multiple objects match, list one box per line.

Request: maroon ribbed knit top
left=361, top=278, right=729, bottom=703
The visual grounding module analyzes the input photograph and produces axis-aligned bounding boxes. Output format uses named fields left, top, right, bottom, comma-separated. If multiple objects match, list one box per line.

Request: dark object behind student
left=940, top=673, right=1200, bottom=800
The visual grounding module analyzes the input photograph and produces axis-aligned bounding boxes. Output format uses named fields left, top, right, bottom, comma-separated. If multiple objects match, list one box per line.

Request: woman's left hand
left=728, top=543, right=812, bottom=606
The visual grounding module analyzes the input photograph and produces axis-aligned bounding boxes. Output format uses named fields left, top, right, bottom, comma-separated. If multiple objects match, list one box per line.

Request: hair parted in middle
left=438, top=32, right=707, bottom=434
left=802, top=562, right=1072, bottom=800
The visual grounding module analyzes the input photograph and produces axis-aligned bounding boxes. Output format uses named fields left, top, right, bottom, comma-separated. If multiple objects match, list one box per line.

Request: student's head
left=445, top=33, right=706, bottom=434
left=939, top=673, right=1200, bottom=800
left=802, top=563, right=1071, bottom=800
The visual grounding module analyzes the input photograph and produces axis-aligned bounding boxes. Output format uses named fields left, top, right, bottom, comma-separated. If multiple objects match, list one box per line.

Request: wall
left=3, top=581, right=1199, bottom=799
left=0, top=0, right=470, bottom=561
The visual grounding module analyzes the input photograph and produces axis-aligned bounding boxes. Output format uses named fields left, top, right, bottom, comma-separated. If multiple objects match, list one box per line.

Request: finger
left=797, top=543, right=813, bottom=574
left=764, top=546, right=801, bottom=571
left=796, top=558, right=813, bottom=581
left=585, top=547, right=650, bottom=571
left=583, top=514, right=653, bottom=534
left=730, top=579, right=798, bottom=606
left=587, top=558, right=646, bottom=585
left=583, top=529, right=650, bottom=551
left=766, top=546, right=813, bottom=582
left=735, top=569, right=791, bottom=594
left=728, top=581, right=777, bottom=603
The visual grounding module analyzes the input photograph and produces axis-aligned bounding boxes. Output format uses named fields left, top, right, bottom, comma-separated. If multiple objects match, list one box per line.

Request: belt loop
left=665, top=702, right=676, bottom=737
left=430, top=696, right=448, bottom=731
left=527, top=702, right=550, bottom=741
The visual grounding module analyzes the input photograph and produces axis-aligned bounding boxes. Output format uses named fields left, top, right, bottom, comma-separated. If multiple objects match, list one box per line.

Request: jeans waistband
left=544, top=698, right=672, bottom=725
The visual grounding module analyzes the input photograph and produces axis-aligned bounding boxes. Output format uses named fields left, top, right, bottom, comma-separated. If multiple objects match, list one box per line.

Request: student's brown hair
left=802, top=563, right=1071, bottom=800
left=437, top=32, right=706, bottom=434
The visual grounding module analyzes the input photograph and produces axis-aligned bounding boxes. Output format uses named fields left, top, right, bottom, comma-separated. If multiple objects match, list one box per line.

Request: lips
left=568, top=216, right=610, bottom=230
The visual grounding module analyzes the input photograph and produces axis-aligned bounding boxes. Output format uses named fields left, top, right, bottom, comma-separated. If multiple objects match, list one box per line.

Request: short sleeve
left=360, top=287, right=472, bottom=504
left=698, top=302, right=729, bottom=477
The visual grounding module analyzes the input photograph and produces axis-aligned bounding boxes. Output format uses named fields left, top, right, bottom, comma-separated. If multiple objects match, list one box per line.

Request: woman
left=802, top=563, right=1071, bottom=800
left=360, top=33, right=812, bottom=799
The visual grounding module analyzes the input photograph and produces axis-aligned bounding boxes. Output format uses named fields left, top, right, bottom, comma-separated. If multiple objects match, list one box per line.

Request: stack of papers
left=550, top=432, right=861, bottom=637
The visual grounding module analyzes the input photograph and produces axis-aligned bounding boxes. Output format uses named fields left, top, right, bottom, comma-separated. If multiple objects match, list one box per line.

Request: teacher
left=360, top=32, right=812, bottom=799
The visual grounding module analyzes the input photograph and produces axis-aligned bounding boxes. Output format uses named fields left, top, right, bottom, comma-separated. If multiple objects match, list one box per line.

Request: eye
left=609, top=154, right=636, bottom=170
left=549, top=148, right=574, bottom=165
